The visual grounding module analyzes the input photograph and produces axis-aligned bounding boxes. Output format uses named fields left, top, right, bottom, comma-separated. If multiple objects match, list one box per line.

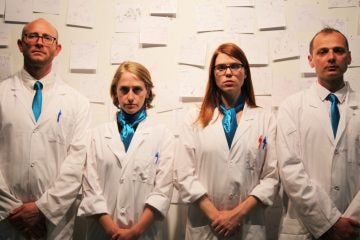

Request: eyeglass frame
left=214, top=63, right=244, bottom=75
left=22, top=32, right=57, bottom=45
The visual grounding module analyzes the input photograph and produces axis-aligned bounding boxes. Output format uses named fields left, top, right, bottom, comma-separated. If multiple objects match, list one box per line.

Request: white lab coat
left=175, top=105, right=278, bottom=240
left=0, top=70, right=90, bottom=239
left=277, top=82, right=360, bottom=239
left=77, top=117, right=174, bottom=240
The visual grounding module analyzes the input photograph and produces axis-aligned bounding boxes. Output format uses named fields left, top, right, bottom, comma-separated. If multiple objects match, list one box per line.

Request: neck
left=24, top=62, right=52, bottom=80
left=318, top=77, right=345, bottom=93
left=221, top=91, right=241, bottom=108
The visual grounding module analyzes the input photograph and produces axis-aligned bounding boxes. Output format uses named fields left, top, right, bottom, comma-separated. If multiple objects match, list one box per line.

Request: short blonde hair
left=110, top=61, right=155, bottom=109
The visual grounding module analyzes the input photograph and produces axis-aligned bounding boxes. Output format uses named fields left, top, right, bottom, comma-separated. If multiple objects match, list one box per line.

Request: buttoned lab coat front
left=175, top=106, right=278, bottom=240
left=78, top=117, right=174, bottom=240
left=0, top=71, right=90, bottom=239
left=277, top=83, right=360, bottom=240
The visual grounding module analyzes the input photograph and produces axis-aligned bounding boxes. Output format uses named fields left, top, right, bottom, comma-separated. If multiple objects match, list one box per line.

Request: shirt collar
left=315, top=81, right=348, bottom=104
left=21, top=68, right=56, bottom=91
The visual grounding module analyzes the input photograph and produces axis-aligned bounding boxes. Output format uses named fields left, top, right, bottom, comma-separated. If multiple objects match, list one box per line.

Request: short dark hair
left=309, top=27, right=349, bottom=53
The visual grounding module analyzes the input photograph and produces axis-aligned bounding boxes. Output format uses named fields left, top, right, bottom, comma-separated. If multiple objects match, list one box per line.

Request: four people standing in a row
left=0, top=18, right=359, bottom=240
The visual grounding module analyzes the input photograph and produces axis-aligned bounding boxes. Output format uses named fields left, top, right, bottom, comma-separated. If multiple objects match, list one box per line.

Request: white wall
left=1, top=0, right=359, bottom=239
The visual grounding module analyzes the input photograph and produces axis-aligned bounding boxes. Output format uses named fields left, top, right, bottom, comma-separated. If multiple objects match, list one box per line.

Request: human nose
left=225, top=66, right=233, bottom=75
left=327, top=50, right=336, bottom=63
left=127, top=90, right=134, bottom=102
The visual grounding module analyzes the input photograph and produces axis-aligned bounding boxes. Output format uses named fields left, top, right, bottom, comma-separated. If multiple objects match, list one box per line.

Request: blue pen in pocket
left=155, top=152, right=159, bottom=164
left=57, top=110, right=62, bottom=122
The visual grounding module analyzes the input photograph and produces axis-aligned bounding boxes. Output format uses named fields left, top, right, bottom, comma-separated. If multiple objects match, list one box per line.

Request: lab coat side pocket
left=278, top=217, right=312, bottom=240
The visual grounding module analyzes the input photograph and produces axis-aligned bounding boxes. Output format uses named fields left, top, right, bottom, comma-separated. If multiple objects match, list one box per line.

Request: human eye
left=317, top=48, right=328, bottom=55
left=133, top=86, right=143, bottom=94
left=333, top=47, right=346, bottom=54
left=42, top=34, right=53, bottom=41
left=27, top=33, right=39, bottom=39
left=215, top=64, right=227, bottom=71
left=119, top=86, right=129, bottom=94
left=230, top=63, right=243, bottom=70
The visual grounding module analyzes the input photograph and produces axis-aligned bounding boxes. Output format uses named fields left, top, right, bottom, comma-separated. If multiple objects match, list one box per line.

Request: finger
left=349, top=218, right=360, bottom=228
left=10, top=206, right=23, bottom=215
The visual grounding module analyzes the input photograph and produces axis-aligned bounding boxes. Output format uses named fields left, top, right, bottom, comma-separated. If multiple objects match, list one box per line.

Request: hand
left=111, top=227, right=140, bottom=240
left=320, top=217, right=360, bottom=240
left=8, top=202, right=46, bottom=239
left=211, top=209, right=242, bottom=237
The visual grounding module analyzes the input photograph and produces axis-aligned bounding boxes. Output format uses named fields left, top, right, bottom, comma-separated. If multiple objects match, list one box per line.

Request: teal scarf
left=117, top=108, right=147, bottom=152
left=219, top=95, right=245, bottom=148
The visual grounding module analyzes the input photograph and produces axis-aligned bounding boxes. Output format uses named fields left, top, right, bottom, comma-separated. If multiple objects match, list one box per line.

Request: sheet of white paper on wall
left=149, top=0, right=177, bottom=16
left=178, top=65, right=207, bottom=100
left=66, top=0, right=95, bottom=28
left=239, top=34, right=268, bottom=65
left=0, top=0, right=5, bottom=16
left=178, top=36, right=207, bottom=67
left=271, top=31, right=300, bottom=61
left=0, top=53, right=11, bottom=81
left=201, top=32, right=241, bottom=57
left=74, top=74, right=105, bottom=103
left=4, top=0, right=33, bottom=23
left=70, top=42, right=98, bottom=71
left=140, top=16, right=170, bottom=46
left=299, top=42, right=315, bottom=74
left=349, top=36, right=360, bottom=67
left=114, top=3, right=142, bottom=33
left=195, top=0, right=225, bottom=32
left=224, top=0, right=254, bottom=7
left=251, top=66, right=272, bottom=96
left=110, top=33, right=139, bottom=64
left=225, top=7, right=255, bottom=34
left=33, top=0, right=60, bottom=14
left=328, top=0, right=357, bottom=8
left=294, top=2, right=323, bottom=33
left=154, top=84, right=183, bottom=113
left=0, top=23, right=11, bottom=46
left=255, top=0, right=286, bottom=30
left=321, top=18, right=348, bottom=35
left=271, top=75, right=301, bottom=107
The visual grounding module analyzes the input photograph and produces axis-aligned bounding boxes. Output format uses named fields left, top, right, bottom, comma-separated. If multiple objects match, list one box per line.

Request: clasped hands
left=8, top=202, right=46, bottom=239
left=210, top=208, right=244, bottom=238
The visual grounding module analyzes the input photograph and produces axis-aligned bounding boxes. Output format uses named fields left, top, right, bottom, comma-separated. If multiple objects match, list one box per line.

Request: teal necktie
left=117, top=108, right=147, bottom=152
left=32, top=81, right=43, bottom=122
left=327, top=93, right=340, bottom=138
left=219, top=95, right=245, bottom=148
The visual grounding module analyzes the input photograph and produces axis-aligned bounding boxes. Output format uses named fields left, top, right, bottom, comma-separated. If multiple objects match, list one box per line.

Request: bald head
left=22, top=18, right=59, bottom=40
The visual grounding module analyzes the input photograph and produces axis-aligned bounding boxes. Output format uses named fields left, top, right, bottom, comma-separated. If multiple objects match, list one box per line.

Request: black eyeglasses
left=214, top=63, right=244, bottom=75
left=23, top=32, right=57, bottom=45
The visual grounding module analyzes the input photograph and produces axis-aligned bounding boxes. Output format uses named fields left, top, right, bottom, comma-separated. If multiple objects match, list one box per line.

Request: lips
left=326, top=65, right=338, bottom=71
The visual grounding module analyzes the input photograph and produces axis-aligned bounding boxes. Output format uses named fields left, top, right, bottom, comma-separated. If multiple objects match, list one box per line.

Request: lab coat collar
left=231, top=104, right=256, bottom=150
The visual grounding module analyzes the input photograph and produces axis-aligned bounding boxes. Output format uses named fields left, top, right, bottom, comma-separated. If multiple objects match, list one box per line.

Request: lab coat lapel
left=337, top=88, right=359, bottom=141
left=125, top=119, right=149, bottom=155
left=213, top=108, right=231, bottom=152
left=231, top=105, right=253, bottom=149
left=11, top=74, right=36, bottom=124
left=105, top=122, right=126, bottom=168
left=307, top=87, right=334, bottom=143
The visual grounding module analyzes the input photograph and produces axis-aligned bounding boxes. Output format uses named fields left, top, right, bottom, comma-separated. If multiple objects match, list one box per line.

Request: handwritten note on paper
left=0, top=53, right=11, bottom=81
left=66, top=0, right=96, bottom=28
left=225, top=7, right=255, bottom=34
left=150, top=0, right=177, bottom=16
left=328, top=0, right=357, bottom=8
left=4, top=0, right=33, bottom=23
left=0, top=23, right=11, bottom=46
left=294, top=2, right=322, bottom=33
left=178, top=65, right=207, bottom=100
left=224, top=0, right=255, bottom=7
left=271, top=31, right=300, bottom=61
left=349, top=36, right=360, bottom=67
left=77, top=74, right=105, bottom=103
left=0, top=0, right=5, bottom=16
left=33, top=0, right=61, bottom=14
left=110, top=33, right=139, bottom=64
left=154, top=83, right=183, bottom=113
left=251, top=66, right=272, bottom=96
left=115, top=3, right=142, bottom=33
left=178, top=36, right=207, bottom=67
left=256, top=0, right=286, bottom=30
left=321, top=18, right=348, bottom=35
left=70, top=42, right=98, bottom=71
left=140, top=16, right=170, bottom=46
left=239, top=34, right=268, bottom=65
left=195, top=0, right=225, bottom=32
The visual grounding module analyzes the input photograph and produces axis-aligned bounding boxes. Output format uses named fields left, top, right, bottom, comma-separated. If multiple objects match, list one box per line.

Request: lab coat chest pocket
left=345, top=114, right=360, bottom=166
left=48, top=114, right=74, bottom=145
left=132, top=154, right=157, bottom=185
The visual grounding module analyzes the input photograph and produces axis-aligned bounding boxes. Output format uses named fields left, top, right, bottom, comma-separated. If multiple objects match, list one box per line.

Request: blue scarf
left=219, top=95, right=245, bottom=148
left=117, top=108, right=147, bottom=152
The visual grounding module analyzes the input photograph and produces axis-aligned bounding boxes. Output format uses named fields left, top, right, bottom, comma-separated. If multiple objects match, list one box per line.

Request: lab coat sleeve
left=145, top=127, right=175, bottom=218
left=174, top=109, right=207, bottom=203
left=343, top=191, right=360, bottom=222
left=77, top=131, right=109, bottom=217
left=249, top=110, right=279, bottom=207
left=277, top=100, right=341, bottom=238
left=0, top=79, right=22, bottom=220
left=36, top=94, right=91, bottom=226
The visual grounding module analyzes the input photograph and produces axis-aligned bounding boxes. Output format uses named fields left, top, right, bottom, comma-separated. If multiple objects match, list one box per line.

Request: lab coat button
left=120, top=208, right=126, bottom=216
left=119, top=178, right=124, bottom=184
left=334, top=186, right=340, bottom=191
left=30, top=162, right=35, bottom=167
left=334, top=149, right=339, bottom=155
